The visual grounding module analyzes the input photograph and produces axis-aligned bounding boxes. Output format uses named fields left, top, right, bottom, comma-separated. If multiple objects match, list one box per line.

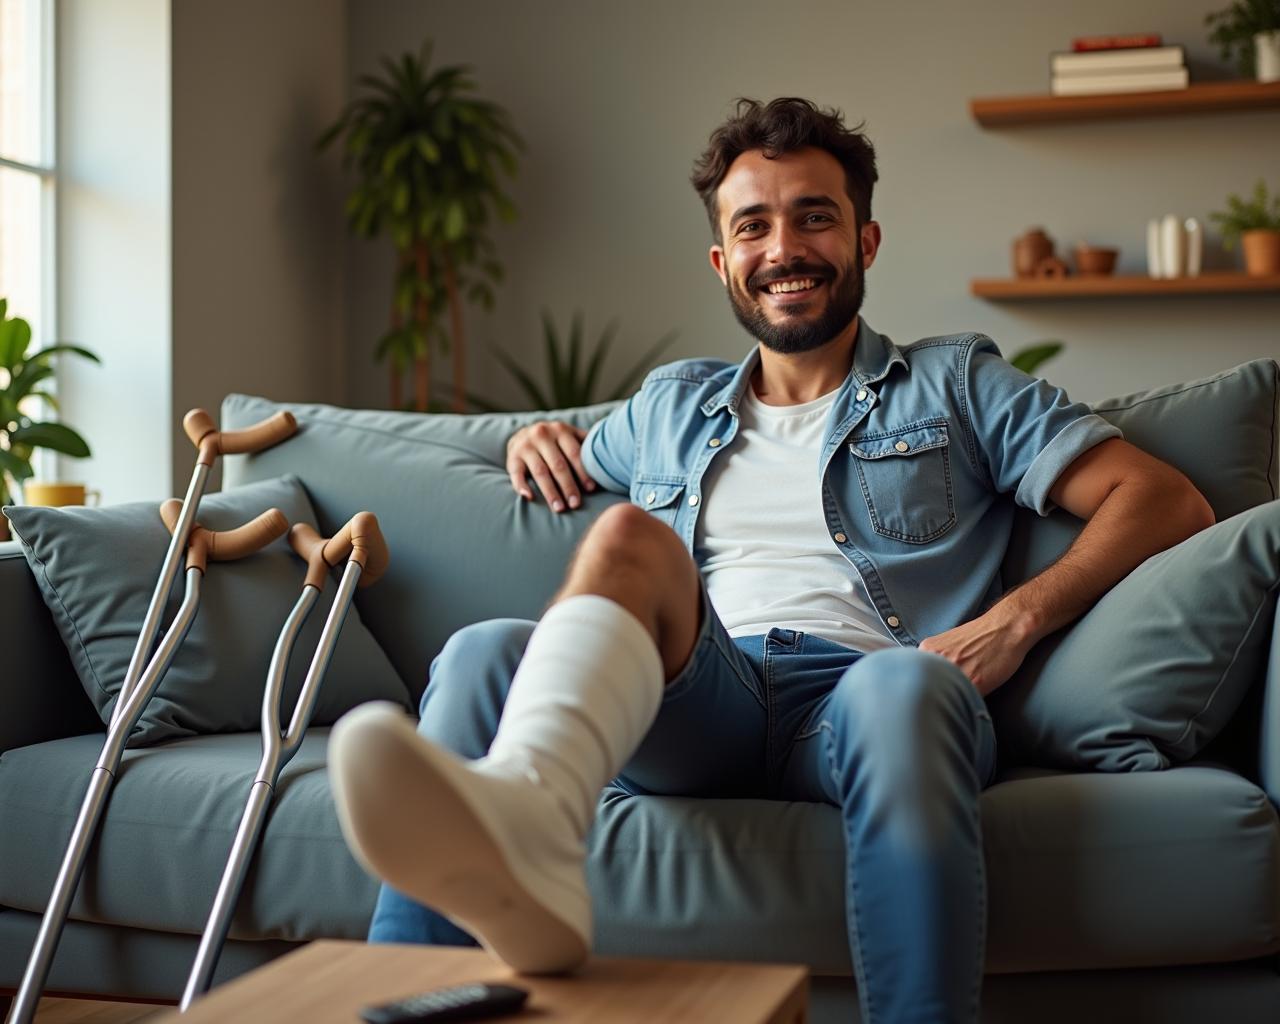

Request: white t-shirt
left=696, top=384, right=897, bottom=653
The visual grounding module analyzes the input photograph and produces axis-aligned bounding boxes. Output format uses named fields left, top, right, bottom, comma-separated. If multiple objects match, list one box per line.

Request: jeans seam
left=819, top=719, right=876, bottom=1024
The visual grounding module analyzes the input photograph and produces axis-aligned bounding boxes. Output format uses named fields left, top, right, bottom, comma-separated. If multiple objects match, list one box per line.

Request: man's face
left=709, top=147, right=880, bottom=355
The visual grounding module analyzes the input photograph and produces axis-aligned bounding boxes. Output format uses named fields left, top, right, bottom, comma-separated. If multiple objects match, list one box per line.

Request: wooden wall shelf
left=970, top=80, right=1280, bottom=127
left=970, top=272, right=1280, bottom=300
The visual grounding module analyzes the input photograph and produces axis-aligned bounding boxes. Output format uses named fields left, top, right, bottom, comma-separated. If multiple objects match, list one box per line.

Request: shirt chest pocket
left=848, top=422, right=956, bottom=544
left=632, top=477, right=685, bottom=528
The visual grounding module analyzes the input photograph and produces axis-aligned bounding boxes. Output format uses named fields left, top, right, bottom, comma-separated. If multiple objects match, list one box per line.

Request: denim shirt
left=581, top=318, right=1122, bottom=647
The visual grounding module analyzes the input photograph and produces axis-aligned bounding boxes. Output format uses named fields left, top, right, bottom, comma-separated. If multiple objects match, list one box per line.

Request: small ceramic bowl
left=1074, top=245, right=1118, bottom=276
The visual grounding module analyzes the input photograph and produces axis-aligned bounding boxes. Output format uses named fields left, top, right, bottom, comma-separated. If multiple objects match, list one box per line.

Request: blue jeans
left=368, top=596, right=997, bottom=1024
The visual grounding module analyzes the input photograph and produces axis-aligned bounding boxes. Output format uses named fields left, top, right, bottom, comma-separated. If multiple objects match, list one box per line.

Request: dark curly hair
left=691, top=97, right=878, bottom=244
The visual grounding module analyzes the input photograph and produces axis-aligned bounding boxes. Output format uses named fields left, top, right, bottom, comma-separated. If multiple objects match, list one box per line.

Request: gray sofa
left=2, top=365, right=1279, bottom=1023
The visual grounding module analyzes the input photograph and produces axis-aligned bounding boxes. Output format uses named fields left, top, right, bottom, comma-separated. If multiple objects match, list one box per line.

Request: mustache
left=747, top=264, right=834, bottom=291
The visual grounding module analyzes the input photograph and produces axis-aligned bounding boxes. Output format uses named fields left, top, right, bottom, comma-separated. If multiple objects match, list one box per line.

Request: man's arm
left=920, top=437, right=1215, bottom=695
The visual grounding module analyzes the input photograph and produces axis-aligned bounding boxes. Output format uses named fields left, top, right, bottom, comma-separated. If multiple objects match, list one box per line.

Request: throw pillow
left=5, top=475, right=411, bottom=745
left=990, top=501, right=1280, bottom=771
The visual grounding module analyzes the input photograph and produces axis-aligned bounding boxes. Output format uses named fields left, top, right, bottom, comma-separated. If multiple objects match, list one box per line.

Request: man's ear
left=709, top=246, right=728, bottom=285
left=860, top=221, right=882, bottom=270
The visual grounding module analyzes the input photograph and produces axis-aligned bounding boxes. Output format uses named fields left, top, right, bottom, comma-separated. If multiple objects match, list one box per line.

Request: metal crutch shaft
left=180, top=514, right=389, bottom=1010
left=112, top=409, right=297, bottom=726
left=6, top=501, right=290, bottom=1024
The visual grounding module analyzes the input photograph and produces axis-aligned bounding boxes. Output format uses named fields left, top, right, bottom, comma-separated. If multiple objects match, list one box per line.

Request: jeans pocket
left=849, top=420, right=956, bottom=543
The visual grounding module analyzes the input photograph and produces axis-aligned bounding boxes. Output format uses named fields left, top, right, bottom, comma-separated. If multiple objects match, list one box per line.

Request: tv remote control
left=358, top=982, right=529, bottom=1023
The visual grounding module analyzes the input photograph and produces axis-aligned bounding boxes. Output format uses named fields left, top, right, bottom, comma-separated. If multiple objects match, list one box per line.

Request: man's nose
left=766, top=222, right=807, bottom=264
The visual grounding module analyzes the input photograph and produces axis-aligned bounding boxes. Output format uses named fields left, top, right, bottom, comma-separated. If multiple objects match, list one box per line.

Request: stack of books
left=1051, top=33, right=1188, bottom=96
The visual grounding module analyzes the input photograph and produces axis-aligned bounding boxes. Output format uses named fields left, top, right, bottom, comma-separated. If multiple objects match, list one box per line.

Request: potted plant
left=319, top=42, right=522, bottom=413
left=1209, top=179, right=1280, bottom=276
left=1206, top=0, right=1280, bottom=81
left=477, top=311, right=678, bottom=411
left=0, top=300, right=100, bottom=540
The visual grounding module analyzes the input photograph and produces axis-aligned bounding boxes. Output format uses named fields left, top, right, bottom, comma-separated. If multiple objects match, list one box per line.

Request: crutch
left=6, top=505, right=289, bottom=1024
left=179, top=512, right=390, bottom=1011
left=6, top=407, right=296, bottom=1024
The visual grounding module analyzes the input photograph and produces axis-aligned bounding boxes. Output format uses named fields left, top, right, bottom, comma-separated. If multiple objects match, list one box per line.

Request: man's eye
left=739, top=221, right=764, bottom=234
left=805, top=213, right=831, bottom=224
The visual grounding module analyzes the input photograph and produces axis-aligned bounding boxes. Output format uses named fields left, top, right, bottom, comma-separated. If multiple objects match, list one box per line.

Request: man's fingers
left=533, top=438, right=582, bottom=510
left=525, top=459, right=568, bottom=511
left=506, top=460, right=534, bottom=501
left=560, top=433, right=596, bottom=493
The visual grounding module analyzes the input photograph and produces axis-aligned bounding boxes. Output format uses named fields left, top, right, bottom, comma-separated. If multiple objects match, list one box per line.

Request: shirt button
left=833, top=532, right=847, bottom=543
left=886, top=615, right=901, bottom=628
left=856, top=389, right=868, bottom=401
left=646, top=491, right=657, bottom=505
left=708, top=438, right=721, bottom=447
left=894, top=440, right=910, bottom=453
left=688, top=495, right=700, bottom=507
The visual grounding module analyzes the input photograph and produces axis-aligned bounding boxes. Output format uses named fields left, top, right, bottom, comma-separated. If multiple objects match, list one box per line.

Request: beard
left=726, top=245, right=865, bottom=355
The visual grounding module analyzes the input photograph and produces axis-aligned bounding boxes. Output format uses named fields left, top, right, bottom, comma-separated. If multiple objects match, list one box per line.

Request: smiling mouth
left=761, top=276, right=824, bottom=297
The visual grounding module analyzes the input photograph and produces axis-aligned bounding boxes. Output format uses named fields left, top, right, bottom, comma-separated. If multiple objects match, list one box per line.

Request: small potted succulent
left=1206, top=0, right=1280, bottom=81
left=1209, top=180, right=1280, bottom=276
left=0, top=300, right=100, bottom=540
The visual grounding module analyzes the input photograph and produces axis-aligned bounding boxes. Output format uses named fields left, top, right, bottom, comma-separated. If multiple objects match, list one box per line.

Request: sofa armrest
left=0, top=542, right=101, bottom=753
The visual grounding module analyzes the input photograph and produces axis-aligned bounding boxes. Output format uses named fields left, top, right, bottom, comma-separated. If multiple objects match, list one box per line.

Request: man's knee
left=830, top=648, right=974, bottom=728
left=578, top=502, right=689, bottom=574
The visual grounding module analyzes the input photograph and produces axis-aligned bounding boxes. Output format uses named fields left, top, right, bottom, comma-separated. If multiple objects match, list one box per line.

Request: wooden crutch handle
left=288, top=512, right=390, bottom=590
left=183, top=409, right=298, bottom=467
left=160, top=500, right=289, bottom=574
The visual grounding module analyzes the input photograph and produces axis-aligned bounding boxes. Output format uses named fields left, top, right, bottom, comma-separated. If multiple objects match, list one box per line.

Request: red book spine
left=1072, top=33, right=1163, bottom=52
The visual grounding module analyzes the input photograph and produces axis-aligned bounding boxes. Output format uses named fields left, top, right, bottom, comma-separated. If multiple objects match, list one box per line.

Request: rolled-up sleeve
left=963, top=340, right=1121, bottom=515
left=581, top=393, right=641, bottom=494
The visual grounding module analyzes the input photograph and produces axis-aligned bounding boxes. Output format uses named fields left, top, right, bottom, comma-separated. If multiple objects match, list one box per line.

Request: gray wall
left=171, top=0, right=346, bottom=490
left=344, top=0, right=1278, bottom=411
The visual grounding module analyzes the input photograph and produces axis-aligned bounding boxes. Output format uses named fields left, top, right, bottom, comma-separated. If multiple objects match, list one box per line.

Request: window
left=0, top=0, right=54, bottom=344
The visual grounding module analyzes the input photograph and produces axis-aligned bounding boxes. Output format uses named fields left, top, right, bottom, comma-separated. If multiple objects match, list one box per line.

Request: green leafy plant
left=480, top=311, right=678, bottom=411
left=1206, top=0, right=1280, bottom=75
left=0, top=300, right=100, bottom=514
left=1209, top=179, right=1280, bottom=248
left=1009, top=340, right=1063, bottom=376
left=319, top=41, right=522, bottom=412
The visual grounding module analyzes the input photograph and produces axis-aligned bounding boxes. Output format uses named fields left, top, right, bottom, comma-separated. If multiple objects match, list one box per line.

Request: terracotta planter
left=1241, top=229, right=1280, bottom=276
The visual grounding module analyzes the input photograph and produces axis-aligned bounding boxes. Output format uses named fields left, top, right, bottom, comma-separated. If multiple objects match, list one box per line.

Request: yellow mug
left=23, top=482, right=101, bottom=508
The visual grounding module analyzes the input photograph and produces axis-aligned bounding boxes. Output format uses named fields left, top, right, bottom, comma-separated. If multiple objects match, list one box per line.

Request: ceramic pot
left=1074, top=246, right=1118, bottom=276
left=1241, top=229, right=1280, bottom=276
left=1013, top=228, right=1054, bottom=278
left=22, top=481, right=99, bottom=508
left=1256, top=30, right=1280, bottom=83
left=0, top=511, right=9, bottom=542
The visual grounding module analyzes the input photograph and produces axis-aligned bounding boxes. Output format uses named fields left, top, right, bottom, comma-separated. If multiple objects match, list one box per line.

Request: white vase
left=1257, top=30, right=1280, bottom=83
left=1160, top=214, right=1185, bottom=278
left=1147, top=218, right=1164, bottom=278
left=1184, top=218, right=1203, bottom=278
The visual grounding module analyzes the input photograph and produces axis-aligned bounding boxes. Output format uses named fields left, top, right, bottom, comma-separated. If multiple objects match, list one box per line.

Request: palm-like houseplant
left=0, top=300, right=100, bottom=539
left=320, top=42, right=522, bottom=412
left=481, top=310, right=678, bottom=411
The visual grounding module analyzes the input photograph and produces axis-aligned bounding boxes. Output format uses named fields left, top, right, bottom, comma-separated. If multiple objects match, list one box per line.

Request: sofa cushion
left=1, top=733, right=1275, bottom=972
left=221, top=396, right=625, bottom=701
left=991, top=501, right=1280, bottom=772
left=4, top=475, right=410, bottom=745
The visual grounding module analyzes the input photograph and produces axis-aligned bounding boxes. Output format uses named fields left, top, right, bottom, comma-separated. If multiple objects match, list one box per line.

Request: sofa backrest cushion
left=1001, top=359, right=1278, bottom=586
left=4, top=475, right=411, bottom=745
left=222, top=397, right=625, bottom=702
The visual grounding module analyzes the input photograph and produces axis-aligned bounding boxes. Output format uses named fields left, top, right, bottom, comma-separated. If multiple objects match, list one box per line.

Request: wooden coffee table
left=162, top=940, right=808, bottom=1022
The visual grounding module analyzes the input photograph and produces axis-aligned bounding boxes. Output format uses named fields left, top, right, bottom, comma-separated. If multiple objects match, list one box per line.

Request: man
left=330, top=98, right=1213, bottom=1022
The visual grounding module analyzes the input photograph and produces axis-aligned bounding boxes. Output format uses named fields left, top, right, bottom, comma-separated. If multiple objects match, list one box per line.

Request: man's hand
left=919, top=604, right=1038, bottom=697
left=506, top=421, right=598, bottom=512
